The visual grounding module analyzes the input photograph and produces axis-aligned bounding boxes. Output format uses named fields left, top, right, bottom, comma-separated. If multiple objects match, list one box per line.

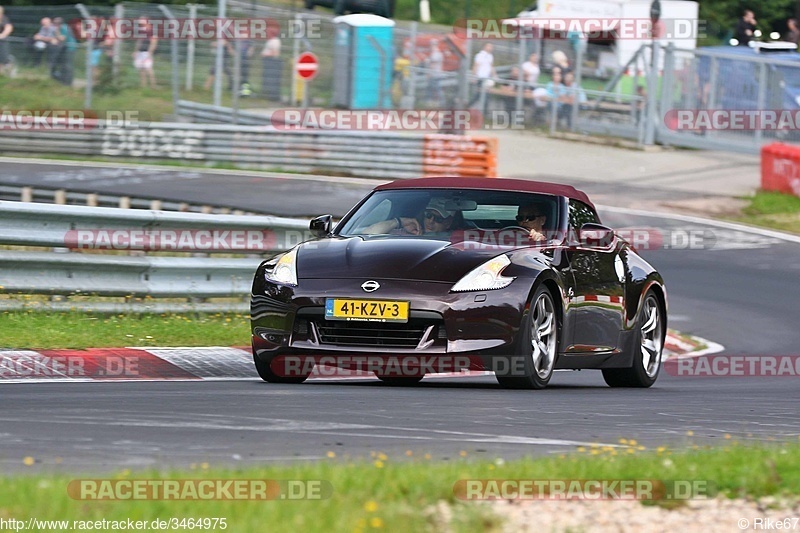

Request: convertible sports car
left=251, top=177, right=667, bottom=389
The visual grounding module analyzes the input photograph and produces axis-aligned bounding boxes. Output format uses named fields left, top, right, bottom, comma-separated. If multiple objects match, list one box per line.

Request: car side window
left=568, top=200, right=599, bottom=233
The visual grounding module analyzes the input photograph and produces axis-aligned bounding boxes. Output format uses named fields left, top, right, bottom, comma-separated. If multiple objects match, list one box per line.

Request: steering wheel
left=499, top=225, right=532, bottom=233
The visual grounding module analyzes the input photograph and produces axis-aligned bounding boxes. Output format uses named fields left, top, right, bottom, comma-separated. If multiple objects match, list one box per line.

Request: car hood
left=296, top=236, right=513, bottom=283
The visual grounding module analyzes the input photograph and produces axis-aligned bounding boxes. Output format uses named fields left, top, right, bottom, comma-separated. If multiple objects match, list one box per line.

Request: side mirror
left=309, top=215, right=333, bottom=238
left=579, top=222, right=615, bottom=248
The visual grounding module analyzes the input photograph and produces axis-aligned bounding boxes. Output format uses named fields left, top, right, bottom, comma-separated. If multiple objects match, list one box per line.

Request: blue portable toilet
left=332, top=14, right=395, bottom=109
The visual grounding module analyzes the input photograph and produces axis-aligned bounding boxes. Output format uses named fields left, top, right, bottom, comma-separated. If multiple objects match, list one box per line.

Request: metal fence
left=0, top=200, right=308, bottom=310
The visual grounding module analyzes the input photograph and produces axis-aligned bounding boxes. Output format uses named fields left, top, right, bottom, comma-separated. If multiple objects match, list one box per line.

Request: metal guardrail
left=0, top=117, right=497, bottom=179
left=0, top=201, right=310, bottom=307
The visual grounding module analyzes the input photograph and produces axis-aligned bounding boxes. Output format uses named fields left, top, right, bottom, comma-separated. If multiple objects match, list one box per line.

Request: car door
left=564, top=199, right=625, bottom=353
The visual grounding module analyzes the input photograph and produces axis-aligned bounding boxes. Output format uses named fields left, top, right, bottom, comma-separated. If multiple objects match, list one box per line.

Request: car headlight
left=451, top=255, right=515, bottom=292
left=265, top=247, right=299, bottom=286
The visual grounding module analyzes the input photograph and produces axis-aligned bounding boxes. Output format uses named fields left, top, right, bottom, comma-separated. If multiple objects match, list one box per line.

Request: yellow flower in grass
left=377, top=453, right=388, bottom=461
left=686, top=430, right=694, bottom=436
left=326, top=451, right=336, bottom=458
left=374, top=460, right=384, bottom=469
left=369, top=517, right=384, bottom=528
left=405, top=450, right=413, bottom=457
left=364, top=501, right=378, bottom=512
left=23, top=456, right=35, bottom=466
left=618, top=438, right=629, bottom=445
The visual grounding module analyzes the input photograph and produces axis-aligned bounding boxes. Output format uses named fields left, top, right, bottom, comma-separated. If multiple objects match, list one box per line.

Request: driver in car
left=364, top=198, right=456, bottom=236
left=516, top=203, right=548, bottom=242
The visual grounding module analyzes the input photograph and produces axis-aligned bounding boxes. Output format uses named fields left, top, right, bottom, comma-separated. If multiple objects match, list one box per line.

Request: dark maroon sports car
left=250, top=177, right=667, bottom=389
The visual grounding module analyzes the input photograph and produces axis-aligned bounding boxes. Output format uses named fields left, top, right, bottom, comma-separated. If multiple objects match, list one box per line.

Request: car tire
left=252, top=352, right=310, bottom=384
left=375, top=374, right=423, bottom=385
left=602, top=290, right=664, bottom=388
left=496, top=285, right=559, bottom=389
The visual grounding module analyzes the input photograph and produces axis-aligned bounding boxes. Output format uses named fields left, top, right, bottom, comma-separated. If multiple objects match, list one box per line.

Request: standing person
left=261, top=28, right=281, bottom=101
left=0, top=6, right=13, bottom=76
left=735, top=9, right=757, bottom=46
left=204, top=38, right=234, bottom=91
left=51, top=17, right=76, bottom=86
left=467, top=43, right=496, bottom=109
left=521, top=52, right=540, bottom=88
left=133, top=17, right=157, bottom=88
left=785, top=18, right=799, bottom=45
left=33, top=17, right=60, bottom=68
left=550, top=49, right=571, bottom=76
left=425, top=39, right=443, bottom=106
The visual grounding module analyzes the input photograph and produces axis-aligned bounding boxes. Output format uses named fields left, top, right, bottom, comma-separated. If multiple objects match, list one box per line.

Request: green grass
left=0, top=310, right=250, bottom=349
left=734, top=190, right=800, bottom=235
left=1, top=443, right=799, bottom=532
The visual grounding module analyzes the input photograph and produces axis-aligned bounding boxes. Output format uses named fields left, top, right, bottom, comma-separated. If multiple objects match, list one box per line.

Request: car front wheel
left=496, top=285, right=559, bottom=389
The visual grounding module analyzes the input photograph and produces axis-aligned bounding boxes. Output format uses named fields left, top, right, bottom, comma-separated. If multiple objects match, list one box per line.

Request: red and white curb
left=0, top=331, right=719, bottom=383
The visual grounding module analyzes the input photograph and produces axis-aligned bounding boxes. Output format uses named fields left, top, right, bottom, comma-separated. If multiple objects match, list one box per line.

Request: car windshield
left=336, top=189, right=560, bottom=240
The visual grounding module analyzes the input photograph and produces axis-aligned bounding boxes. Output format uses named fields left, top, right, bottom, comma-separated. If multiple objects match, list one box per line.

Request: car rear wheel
left=602, top=290, right=664, bottom=388
left=496, top=285, right=558, bottom=389
left=252, top=352, right=310, bottom=384
left=374, top=374, right=423, bottom=385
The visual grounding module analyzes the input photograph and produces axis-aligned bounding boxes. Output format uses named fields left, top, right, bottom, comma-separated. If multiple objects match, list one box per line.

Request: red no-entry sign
left=296, top=52, right=319, bottom=81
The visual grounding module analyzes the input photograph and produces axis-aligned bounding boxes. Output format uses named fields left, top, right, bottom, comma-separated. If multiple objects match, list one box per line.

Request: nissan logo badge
left=361, top=280, right=380, bottom=292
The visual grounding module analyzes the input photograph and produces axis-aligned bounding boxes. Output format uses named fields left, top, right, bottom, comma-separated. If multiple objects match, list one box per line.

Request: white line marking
left=598, top=204, right=800, bottom=245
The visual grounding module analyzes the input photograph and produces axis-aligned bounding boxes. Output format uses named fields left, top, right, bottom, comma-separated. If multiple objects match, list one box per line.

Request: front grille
left=312, top=319, right=441, bottom=348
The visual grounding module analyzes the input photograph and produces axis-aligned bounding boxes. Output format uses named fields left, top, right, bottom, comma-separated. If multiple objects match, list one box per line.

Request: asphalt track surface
left=2, top=161, right=799, bottom=471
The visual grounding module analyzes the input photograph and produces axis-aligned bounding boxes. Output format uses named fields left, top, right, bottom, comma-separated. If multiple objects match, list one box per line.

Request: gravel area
left=488, top=497, right=800, bottom=532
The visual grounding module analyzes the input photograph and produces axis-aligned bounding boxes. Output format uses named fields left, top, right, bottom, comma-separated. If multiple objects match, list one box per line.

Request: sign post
left=296, top=52, right=319, bottom=109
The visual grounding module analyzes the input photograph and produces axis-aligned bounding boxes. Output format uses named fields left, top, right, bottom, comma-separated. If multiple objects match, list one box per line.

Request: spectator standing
left=205, top=38, right=234, bottom=91
left=521, top=52, right=540, bottom=88
left=735, top=10, right=757, bottom=46
left=786, top=18, right=799, bottom=45
left=559, top=71, right=586, bottom=129
left=133, top=17, right=157, bottom=88
left=51, top=17, right=76, bottom=86
left=261, top=29, right=282, bottom=101
left=550, top=49, right=571, bottom=76
left=425, top=39, right=444, bottom=106
left=0, top=6, right=13, bottom=76
left=468, top=43, right=496, bottom=108
left=33, top=17, right=60, bottom=69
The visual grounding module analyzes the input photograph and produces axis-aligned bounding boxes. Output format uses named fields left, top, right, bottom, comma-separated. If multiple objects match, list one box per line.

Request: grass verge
left=0, top=311, right=250, bottom=349
left=1, top=443, right=799, bottom=532
left=734, top=190, right=800, bottom=235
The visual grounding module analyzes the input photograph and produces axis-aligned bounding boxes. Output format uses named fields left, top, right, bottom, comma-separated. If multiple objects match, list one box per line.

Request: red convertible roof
left=375, top=177, right=595, bottom=210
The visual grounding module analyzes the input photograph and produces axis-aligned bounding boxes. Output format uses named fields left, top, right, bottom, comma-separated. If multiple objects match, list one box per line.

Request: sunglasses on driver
left=424, top=211, right=449, bottom=224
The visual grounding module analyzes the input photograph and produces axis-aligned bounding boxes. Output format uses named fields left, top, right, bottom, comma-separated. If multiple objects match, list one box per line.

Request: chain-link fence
left=3, top=3, right=799, bottom=152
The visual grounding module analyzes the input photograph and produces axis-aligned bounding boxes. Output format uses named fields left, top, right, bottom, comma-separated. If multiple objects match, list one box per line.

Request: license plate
left=325, top=299, right=409, bottom=322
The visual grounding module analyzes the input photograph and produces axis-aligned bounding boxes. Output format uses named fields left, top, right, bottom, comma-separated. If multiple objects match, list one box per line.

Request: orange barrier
left=423, top=134, right=498, bottom=178
left=761, top=143, right=800, bottom=197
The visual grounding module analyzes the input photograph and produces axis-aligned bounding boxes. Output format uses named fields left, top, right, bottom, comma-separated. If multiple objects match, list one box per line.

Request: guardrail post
left=119, top=196, right=131, bottom=209
left=86, top=193, right=98, bottom=207
left=54, top=190, right=67, bottom=205
left=21, top=187, right=33, bottom=203
left=150, top=200, right=162, bottom=211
